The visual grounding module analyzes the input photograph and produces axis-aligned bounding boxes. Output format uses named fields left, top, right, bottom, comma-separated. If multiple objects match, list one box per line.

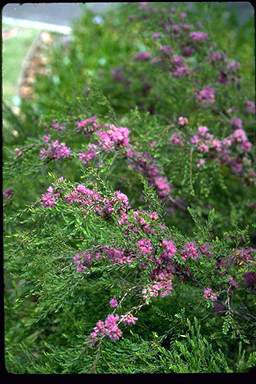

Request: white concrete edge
left=2, top=16, right=72, bottom=34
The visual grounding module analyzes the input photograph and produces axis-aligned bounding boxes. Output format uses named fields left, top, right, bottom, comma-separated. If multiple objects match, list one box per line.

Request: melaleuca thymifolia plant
left=4, top=2, right=256, bottom=374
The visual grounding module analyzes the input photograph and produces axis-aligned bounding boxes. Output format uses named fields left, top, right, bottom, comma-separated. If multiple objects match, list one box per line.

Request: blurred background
left=2, top=2, right=254, bottom=107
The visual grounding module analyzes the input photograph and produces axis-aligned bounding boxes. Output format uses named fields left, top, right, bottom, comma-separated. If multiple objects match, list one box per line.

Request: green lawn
left=2, top=24, right=39, bottom=106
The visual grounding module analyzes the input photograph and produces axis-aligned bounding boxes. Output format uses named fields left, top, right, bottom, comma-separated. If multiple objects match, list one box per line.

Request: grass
left=2, top=24, right=39, bottom=106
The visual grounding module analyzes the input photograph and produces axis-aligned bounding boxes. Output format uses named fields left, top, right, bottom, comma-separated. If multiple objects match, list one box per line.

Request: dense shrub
left=4, top=2, right=256, bottom=373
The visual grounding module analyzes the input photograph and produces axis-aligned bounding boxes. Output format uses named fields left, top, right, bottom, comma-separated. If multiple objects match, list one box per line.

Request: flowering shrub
left=4, top=2, right=256, bottom=374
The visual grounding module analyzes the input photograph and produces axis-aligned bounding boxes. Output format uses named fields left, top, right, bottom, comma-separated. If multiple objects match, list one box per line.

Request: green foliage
left=4, top=2, right=256, bottom=374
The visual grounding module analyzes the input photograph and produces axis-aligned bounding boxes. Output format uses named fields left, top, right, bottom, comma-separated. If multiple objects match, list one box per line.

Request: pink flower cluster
left=134, top=51, right=151, bottom=61
left=52, top=120, right=65, bottom=132
left=90, top=314, right=122, bottom=344
left=231, top=117, right=243, bottom=130
left=181, top=242, right=199, bottom=261
left=209, top=51, right=224, bottom=62
left=75, top=116, right=97, bottom=133
left=41, top=186, right=60, bottom=208
left=160, top=240, right=176, bottom=261
left=64, top=184, right=101, bottom=206
left=245, top=100, right=255, bottom=114
left=79, top=144, right=98, bottom=165
left=73, top=251, right=94, bottom=272
left=96, top=125, right=129, bottom=151
left=189, top=31, right=208, bottom=41
left=203, top=288, right=218, bottom=302
left=143, top=268, right=173, bottom=300
left=103, top=246, right=134, bottom=265
left=40, top=139, right=71, bottom=160
left=171, top=55, right=190, bottom=78
left=127, top=149, right=173, bottom=199
left=137, top=238, right=153, bottom=254
left=154, top=176, right=172, bottom=198
left=109, top=297, right=118, bottom=308
left=196, top=87, right=215, bottom=104
left=170, top=132, right=183, bottom=146
left=190, top=125, right=253, bottom=175
left=90, top=311, right=138, bottom=344
left=120, top=313, right=138, bottom=325
left=178, top=116, right=188, bottom=126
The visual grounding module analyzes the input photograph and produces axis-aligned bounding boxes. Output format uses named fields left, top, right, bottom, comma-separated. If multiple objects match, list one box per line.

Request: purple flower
left=231, top=117, right=243, bottom=130
left=203, top=288, right=217, bottom=302
left=182, top=45, right=194, bottom=56
left=209, top=51, right=224, bottom=62
left=244, top=272, right=256, bottom=288
left=109, top=297, right=118, bottom=308
left=196, top=87, right=215, bottom=104
left=227, top=60, right=240, bottom=72
left=159, top=45, right=172, bottom=55
left=134, top=51, right=151, bottom=61
left=170, top=133, right=183, bottom=146
left=152, top=32, right=161, bottom=39
left=3, top=187, right=13, bottom=200
left=245, top=100, right=256, bottom=114
left=189, top=31, right=208, bottom=41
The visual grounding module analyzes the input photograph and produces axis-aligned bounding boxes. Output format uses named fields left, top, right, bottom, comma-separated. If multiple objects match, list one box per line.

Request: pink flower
left=76, top=116, right=97, bottom=130
left=197, top=143, right=209, bottom=153
left=232, top=129, right=248, bottom=143
left=114, top=191, right=129, bottom=206
left=179, top=12, right=187, bottom=20
left=241, top=141, right=252, bottom=152
left=203, top=288, right=217, bottom=302
left=79, top=146, right=97, bottom=164
left=152, top=32, right=161, bottom=39
left=182, top=242, right=199, bottom=260
left=172, top=24, right=181, bottom=34
left=197, top=159, right=205, bottom=168
left=134, top=51, right=151, bottom=61
left=182, top=45, right=194, bottom=56
left=196, top=87, right=215, bottom=104
left=170, top=133, right=183, bottom=146
left=245, top=100, right=256, bottom=114
left=191, top=134, right=200, bottom=144
left=159, top=45, right=172, bottom=55
left=40, top=139, right=71, bottom=160
left=198, top=126, right=208, bottom=135
left=231, top=117, right=243, bottom=130
left=149, top=212, right=158, bottom=221
left=171, top=55, right=184, bottom=66
left=121, top=314, right=138, bottom=325
left=173, top=65, right=190, bottom=77
left=231, top=162, right=243, bottom=174
left=96, top=131, right=114, bottom=151
left=178, top=116, right=188, bottom=126
left=109, top=297, right=118, bottom=308
left=227, top=60, right=240, bottom=71
left=211, top=139, right=222, bottom=152
left=154, top=176, right=172, bottom=198
left=189, top=31, right=208, bottom=41
left=209, top=51, right=223, bottom=62
left=161, top=240, right=176, bottom=261
left=52, top=121, right=65, bottom=132
left=137, top=239, right=153, bottom=254
left=43, top=135, right=50, bottom=143
left=104, top=314, right=122, bottom=341
left=3, top=187, right=13, bottom=200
